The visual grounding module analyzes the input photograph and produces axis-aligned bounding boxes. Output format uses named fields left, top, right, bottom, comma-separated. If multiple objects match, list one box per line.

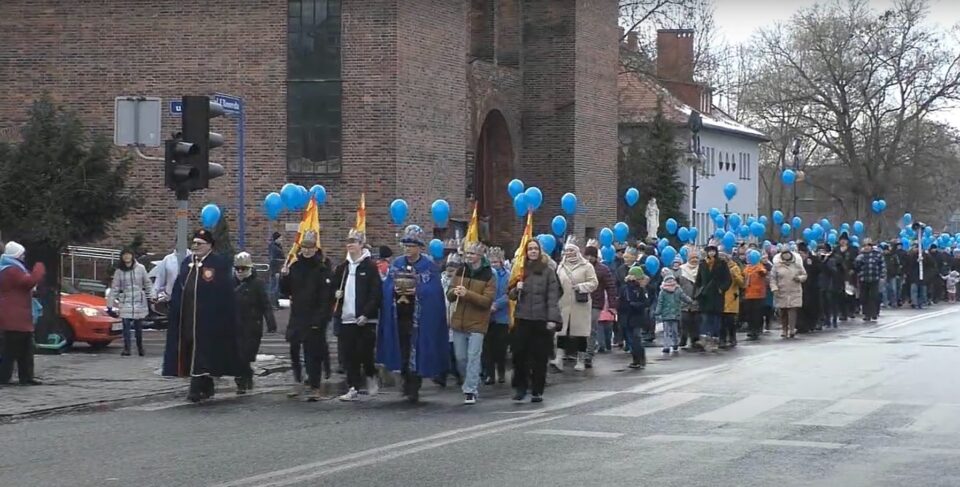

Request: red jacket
left=0, top=261, right=46, bottom=332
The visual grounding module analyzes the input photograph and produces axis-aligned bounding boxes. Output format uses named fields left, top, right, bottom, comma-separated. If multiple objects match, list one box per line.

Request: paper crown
left=585, top=238, right=600, bottom=249
left=486, top=246, right=505, bottom=261
left=445, top=252, right=463, bottom=267
left=564, top=235, right=581, bottom=249
left=400, top=225, right=425, bottom=246
left=301, top=230, right=318, bottom=247
left=463, top=240, right=487, bottom=255
left=347, top=228, right=366, bottom=244
left=234, top=251, right=253, bottom=268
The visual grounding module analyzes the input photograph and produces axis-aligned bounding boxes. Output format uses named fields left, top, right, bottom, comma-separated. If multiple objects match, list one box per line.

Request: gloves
left=546, top=322, right=559, bottom=332
left=335, top=290, right=344, bottom=300
left=357, top=316, right=368, bottom=326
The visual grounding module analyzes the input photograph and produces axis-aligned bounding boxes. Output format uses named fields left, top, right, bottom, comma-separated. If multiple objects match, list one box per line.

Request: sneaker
left=574, top=359, right=585, bottom=371
left=513, top=390, right=527, bottom=402
left=662, top=347, right=671, bottom=354
left=339, top=387, right=360, bottom=402
left=672, top=347, right=679, bottom=354
left=628, top=362, right=643, bottom=369
left=366, top=376, right=380, bottom=396
left=464, top=393, right=477, bottom=405
left=306, top=387, right=321, bottom=402
left=287, top=383, right=304, bottom=399
left=531, top=395, right=543, bottom=403
left=552, top=356, right=564, bottom=371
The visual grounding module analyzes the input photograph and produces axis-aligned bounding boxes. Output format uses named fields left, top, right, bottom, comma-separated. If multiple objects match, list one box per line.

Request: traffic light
left=164, top=133, right=198, bottom=194
left=181, top=95, right=225, bottom=190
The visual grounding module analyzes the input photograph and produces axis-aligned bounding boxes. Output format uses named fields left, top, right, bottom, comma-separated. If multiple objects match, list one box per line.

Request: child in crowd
left=656, top=268, right=693, bottom=354
left=618, top=266, right=650, bottom=369
left=947, top=269, right=959, bottom=303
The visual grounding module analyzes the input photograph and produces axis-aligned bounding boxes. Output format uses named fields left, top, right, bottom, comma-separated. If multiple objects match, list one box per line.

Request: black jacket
left=332, top=253, right=383, bottom=323
left=280, top=253, right=334, bottom=340
left=235, top=271, right=277, bottom=362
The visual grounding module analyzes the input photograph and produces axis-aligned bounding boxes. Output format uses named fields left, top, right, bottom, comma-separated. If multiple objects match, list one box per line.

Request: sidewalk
left=0, top=352, right=291, bottom=419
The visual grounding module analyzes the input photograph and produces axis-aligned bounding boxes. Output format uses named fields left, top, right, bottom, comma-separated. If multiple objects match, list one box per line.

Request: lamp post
left=688, top=111, right=704, bottom=238
left=791, top=137, right=802, bottom=240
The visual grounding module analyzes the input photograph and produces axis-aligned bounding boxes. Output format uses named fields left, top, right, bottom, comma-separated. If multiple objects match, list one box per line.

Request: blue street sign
left=213, top=93, right=242, bottom=116
left=169, top=100, right=182, bottom=116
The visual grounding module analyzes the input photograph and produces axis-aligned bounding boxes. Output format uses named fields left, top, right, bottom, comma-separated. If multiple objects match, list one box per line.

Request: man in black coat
left=332, top=229, right=383, bottom=401
left=233, top=252, right=277, bottom=394
left=280, top=230, right=334, bottom=401
left=162, top=229, right=242, bottom=403
left=797, top=243, right=821, bottom=333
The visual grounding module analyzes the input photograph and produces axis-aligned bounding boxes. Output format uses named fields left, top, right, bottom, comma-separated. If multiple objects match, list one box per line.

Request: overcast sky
left=713, top=0, right=960, bottom=128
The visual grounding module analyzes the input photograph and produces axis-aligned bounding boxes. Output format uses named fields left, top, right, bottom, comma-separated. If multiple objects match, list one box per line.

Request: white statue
left=645, top=198, right=660, bottom=240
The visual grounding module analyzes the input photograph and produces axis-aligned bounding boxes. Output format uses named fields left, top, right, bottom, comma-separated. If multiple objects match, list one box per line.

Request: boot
left=121, top=349, right=131, bottom=357
left=574, top=352, right=586, bottom=371
left=287, top=383, right=304, bottom=399
left=235, top=377, right=248, bottom=394
left=306, top=386, right=321, bottom=402
left=136, top=329, right=144, bottom=356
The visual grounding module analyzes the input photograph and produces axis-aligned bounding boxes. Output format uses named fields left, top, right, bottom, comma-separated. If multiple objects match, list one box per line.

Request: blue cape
left=377, top=256, right=449, bottom=377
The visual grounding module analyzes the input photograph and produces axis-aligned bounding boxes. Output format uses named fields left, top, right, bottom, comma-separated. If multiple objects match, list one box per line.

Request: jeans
left=662, top=319, right=681, bottom=348
left=588, top=308, right=601, bottom=358
left=452, top=330, right=484, bottom=395
left=621, top=317, right=646, bottom=365
left=680, top=311, right=700, bottom=347
left=121, top=318, right=143, bottom=352
left=268, top=272, right=280, bottom=308
left=910, top=283, right=928, bottom=309
left=700, top=313, right=721, bottom=338
left=883, top=277, right=901, bottom=307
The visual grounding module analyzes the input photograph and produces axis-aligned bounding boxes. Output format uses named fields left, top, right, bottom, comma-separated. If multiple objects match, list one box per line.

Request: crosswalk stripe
left=691, top=395, right=792, bottom=423
left=896, top=404, right=960, bottom=434
left=528, top=429, right=623, bottom=439
left=592, top=392, right=705, bottom=418
left=792, top=399, right=888, bottom=427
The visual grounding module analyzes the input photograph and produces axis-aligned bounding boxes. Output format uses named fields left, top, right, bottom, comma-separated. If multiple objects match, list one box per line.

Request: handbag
left=562, top=266, right=590, bottom=303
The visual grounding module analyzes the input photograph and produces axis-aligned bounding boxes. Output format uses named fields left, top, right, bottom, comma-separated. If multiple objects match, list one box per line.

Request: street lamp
left=688, top=111, right=704, bottom=234
left=791, top=137, right=802, bottom=240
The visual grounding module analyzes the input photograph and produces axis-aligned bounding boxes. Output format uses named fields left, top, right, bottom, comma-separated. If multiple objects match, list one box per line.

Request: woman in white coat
left=555, top=241, right=599, bottom=371
left=769, top=247, right=807, bottom=339
left=110, top=248, right=155, bottom=356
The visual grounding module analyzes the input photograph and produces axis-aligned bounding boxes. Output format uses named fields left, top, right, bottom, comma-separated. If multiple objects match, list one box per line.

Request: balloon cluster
left=508, top=179, right=545, bottom=218
left=262, top=183, right=326, bottom=221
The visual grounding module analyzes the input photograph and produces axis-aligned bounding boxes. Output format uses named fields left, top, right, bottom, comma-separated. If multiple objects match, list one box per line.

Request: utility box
left=114, top=96, right=161, bottom=147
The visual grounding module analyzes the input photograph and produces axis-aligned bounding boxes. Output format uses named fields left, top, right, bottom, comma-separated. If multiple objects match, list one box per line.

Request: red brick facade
left=0, top=0, right=619, bottom=260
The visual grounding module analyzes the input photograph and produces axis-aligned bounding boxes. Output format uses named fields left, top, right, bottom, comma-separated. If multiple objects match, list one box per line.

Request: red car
left=58, top=282, right=123, bottom=349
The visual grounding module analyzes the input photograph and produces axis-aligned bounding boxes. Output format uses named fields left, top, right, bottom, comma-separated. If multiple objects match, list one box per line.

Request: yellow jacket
left=723, top=258, right=745, bottom=314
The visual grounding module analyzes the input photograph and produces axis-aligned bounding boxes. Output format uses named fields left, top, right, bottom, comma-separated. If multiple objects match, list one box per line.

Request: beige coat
left=770, top=252, right=807, bottom=309
left=557, top=257, right=599, bottom=337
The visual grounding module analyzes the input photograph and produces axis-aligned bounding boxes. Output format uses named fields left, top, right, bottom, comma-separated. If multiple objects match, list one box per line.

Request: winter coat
left=656, top=287, right=692, bottom=321
left=819, top=252, right=842, bottom=292
left=742, top=264, right=768, bottom=300
left=677, top=264, right=699, bottom=312
left=110, top=262, right=154, bottom=320
left=280, top=253, right=334, bottom=342
left=509, top=258, right=562, bottom=325
left=590, top=261, right=619, bottom=310
left=836, top=246, right=858, bottom=284
left=235, top=271, right=277, bottom=362
left=694, top=256, right=732, bottom=315
left=0, top=257, right=46, bottom=333
left=770, top=253, right=807, bottom=309
left=557, top=257, right=599, bottom=337
left=491, top=266, right=510, bottom=325
left=446, top=260, right=496, bottom=334
left=884, top=252, right=903, bottom=279
left=723, top=259, right=745, bottom=314
left=332, top=251, right=383, bottom=323
left=617, top=281, right=649, bottom=330
left=269, top=241, right=284, bottom=273
left=905, top=251, right=937, bottom=285
left=854, top=249, right=886, bottom=283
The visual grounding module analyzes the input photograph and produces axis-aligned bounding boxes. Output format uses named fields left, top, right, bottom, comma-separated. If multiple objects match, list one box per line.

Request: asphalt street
left=3, top=306, right=960, bottom=487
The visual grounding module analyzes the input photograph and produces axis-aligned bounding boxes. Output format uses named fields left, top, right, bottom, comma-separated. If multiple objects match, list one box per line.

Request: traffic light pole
left=175, top=191, right=190, bottom=263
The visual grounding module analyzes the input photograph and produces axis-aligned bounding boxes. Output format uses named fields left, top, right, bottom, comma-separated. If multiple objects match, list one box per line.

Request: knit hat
left=3, top=241, right=25, bottom=260
left=583, top=246, right=599, bottom=259
left=272, top=232, right=282, bottom=241
left=628, top=266, right=646, bottom=279
left=400, top=225, right=426, bottom=246
left=379, top=245, right=394, bottom=259
left=661, top=268, right=674, bottom=280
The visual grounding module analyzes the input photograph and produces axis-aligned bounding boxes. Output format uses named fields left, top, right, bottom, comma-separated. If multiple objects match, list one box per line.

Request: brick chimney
left=656, top=29, right=694, bottom=82
left=626, top=31, right=639, bottom=52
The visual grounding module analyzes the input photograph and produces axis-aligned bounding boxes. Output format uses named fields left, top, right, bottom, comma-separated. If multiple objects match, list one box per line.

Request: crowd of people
left=1, top=222, right=958, bottom=405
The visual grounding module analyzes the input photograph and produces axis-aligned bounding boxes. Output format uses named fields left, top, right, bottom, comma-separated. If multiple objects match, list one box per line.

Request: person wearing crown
left=447, top=240, right=496, bottom=405
left=377, top=225, right=449, bottom=403
left=163, top=229, right=242, bottom=403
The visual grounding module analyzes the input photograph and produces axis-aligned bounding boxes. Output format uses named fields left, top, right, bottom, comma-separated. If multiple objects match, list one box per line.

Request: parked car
left=58, top=281, right=123, bottom=349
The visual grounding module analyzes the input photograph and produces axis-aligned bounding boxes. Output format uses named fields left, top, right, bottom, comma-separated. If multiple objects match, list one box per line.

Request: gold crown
left=486, top=246, right=505, bottom=260
left=347, top=228, right=366, bottom=243
left=463, top=240, right=487, bottom=255
left=585, top=238, right=600, bottom=249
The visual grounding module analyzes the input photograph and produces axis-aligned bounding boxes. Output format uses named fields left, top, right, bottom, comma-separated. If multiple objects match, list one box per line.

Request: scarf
left=680, top=261, right=698, bottom=283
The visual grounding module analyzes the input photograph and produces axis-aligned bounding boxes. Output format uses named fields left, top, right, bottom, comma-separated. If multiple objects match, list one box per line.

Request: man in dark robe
left=162, top=229, right=241, bottom=402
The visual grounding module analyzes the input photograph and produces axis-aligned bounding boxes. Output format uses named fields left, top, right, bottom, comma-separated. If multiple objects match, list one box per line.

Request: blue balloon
left=871, top=200, right=883, bottom=214
left=750, top=222, right=765, bottom=238
left=524, top=187, right=543, bottom=210
left=551, top=215, right=567, bottom=236
left=924, top=226, right=934, bottom=237
left=309, top=184, right=327, bottom=205
left=508, top=179, right=525, bottom=198
left=601, top=245, right=616, bottom=264
left=677, top=227, right=690, bottom=243
left=689, top=227, right=699, bottom=242
left=878, top=199, right=887, bottom=211
left=658, top=238, right=669, bottom=251
left=802, top=228, right=813, bottom=241
left=781, top=223, right=792, bottom=236
left=428, top=239, right=445, bottom=259
left=625, top=187, right=640, bottom=207
left=773, top=210, right=784, bottom=225
left=714, top=215, right=726, bottom=229
left=820, top=219, right=831, bottom=231
left=828, top=233, right=838, bottom=245
left=263, top=192, right=283, bottom=220
left=665, top=218, right=678, bottom=235
left=280, top=183, right=300, bottom=210
left=599, top=228, right=614, bottom=247
left=792, top=216, right=802, bottom=229
left=713, top=228, right=725, bottom=240
left=201, top=204, right=221, bottom=230
left=841, top=223, right=851, bottom=233
left=903, top=213, right=913, bottom=225
left=513, top=193, right=529, bottom=217
left=679, top=246, right=690, bottom=262
left=538, top=234, right=557, bottom=255
left=853, top=220, right=864, bottom=236
left=763, top=240, right=772, bottom=250
left=431, top=199, right=450, bottom=228
left=782, top=169, right=797, bottom=185
left=739, top=225, right=750, bottom=238
left=723, top=182, right=738, bottom=201
left=812, top=223, right=824, bottom=240
left=614, top=222, right=630, bottom=243
left=709, top=208, right=721, bottom=219
left=901, top=237, right=911, bottom=249
left=722, top=231, right=736, bottom=251
left=746, top=249, right=762, bottom=265
left=660, top=246, right=677, bottom=266
left=644, top=255, right=661, bottom=275
left=747, top=216, right=757, bottom=226
left=728, top=214, right=742, bottom=230
left=294, top=185, right=310, bottom=210
left=561, top=193, right=577, bottom=215
left=390, top=199, right=409, bottom=226
left=759, top=215, right=769, bottom=225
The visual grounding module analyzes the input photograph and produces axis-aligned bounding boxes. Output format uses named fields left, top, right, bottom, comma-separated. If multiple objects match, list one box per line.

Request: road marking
left=213, top=413, right=564, bottom=487
left=867, top=308, right=956, bottom=333
left=119, top=386, right=286, bottom=411
left=232, top=415, right=566, bottom=487
left=875, top=446, right=960, bottom=456
left=758, top=439, right=853, bottom=450
left=528, top=429, right=624, bottom=439
left=593, top=392, right=705, bottom=418
left=895, top=404, right=960, bottom=434
left=692, top=395, right=792, bottom=423
left=643, top=434, right=740, bottom=444
left=495, top=391, right=620, bottom=414
left=793, top=399, right=888, bottom=427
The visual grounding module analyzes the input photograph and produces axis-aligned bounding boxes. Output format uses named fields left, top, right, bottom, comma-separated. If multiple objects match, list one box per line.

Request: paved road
left=3, top=307, right=960, bottom=486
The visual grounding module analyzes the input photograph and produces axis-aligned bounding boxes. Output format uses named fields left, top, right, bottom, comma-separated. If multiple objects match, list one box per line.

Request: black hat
left=819, top=243, right=832, bottom=252
left=193, top=229, right=215, bottom=244
left=272, top=232, right=282, bottom=241
left=379, top=245, right=394, bottom=259
left=797, top=242, right=809, bottom=253
left=839, top=232, right=850, bottom=242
